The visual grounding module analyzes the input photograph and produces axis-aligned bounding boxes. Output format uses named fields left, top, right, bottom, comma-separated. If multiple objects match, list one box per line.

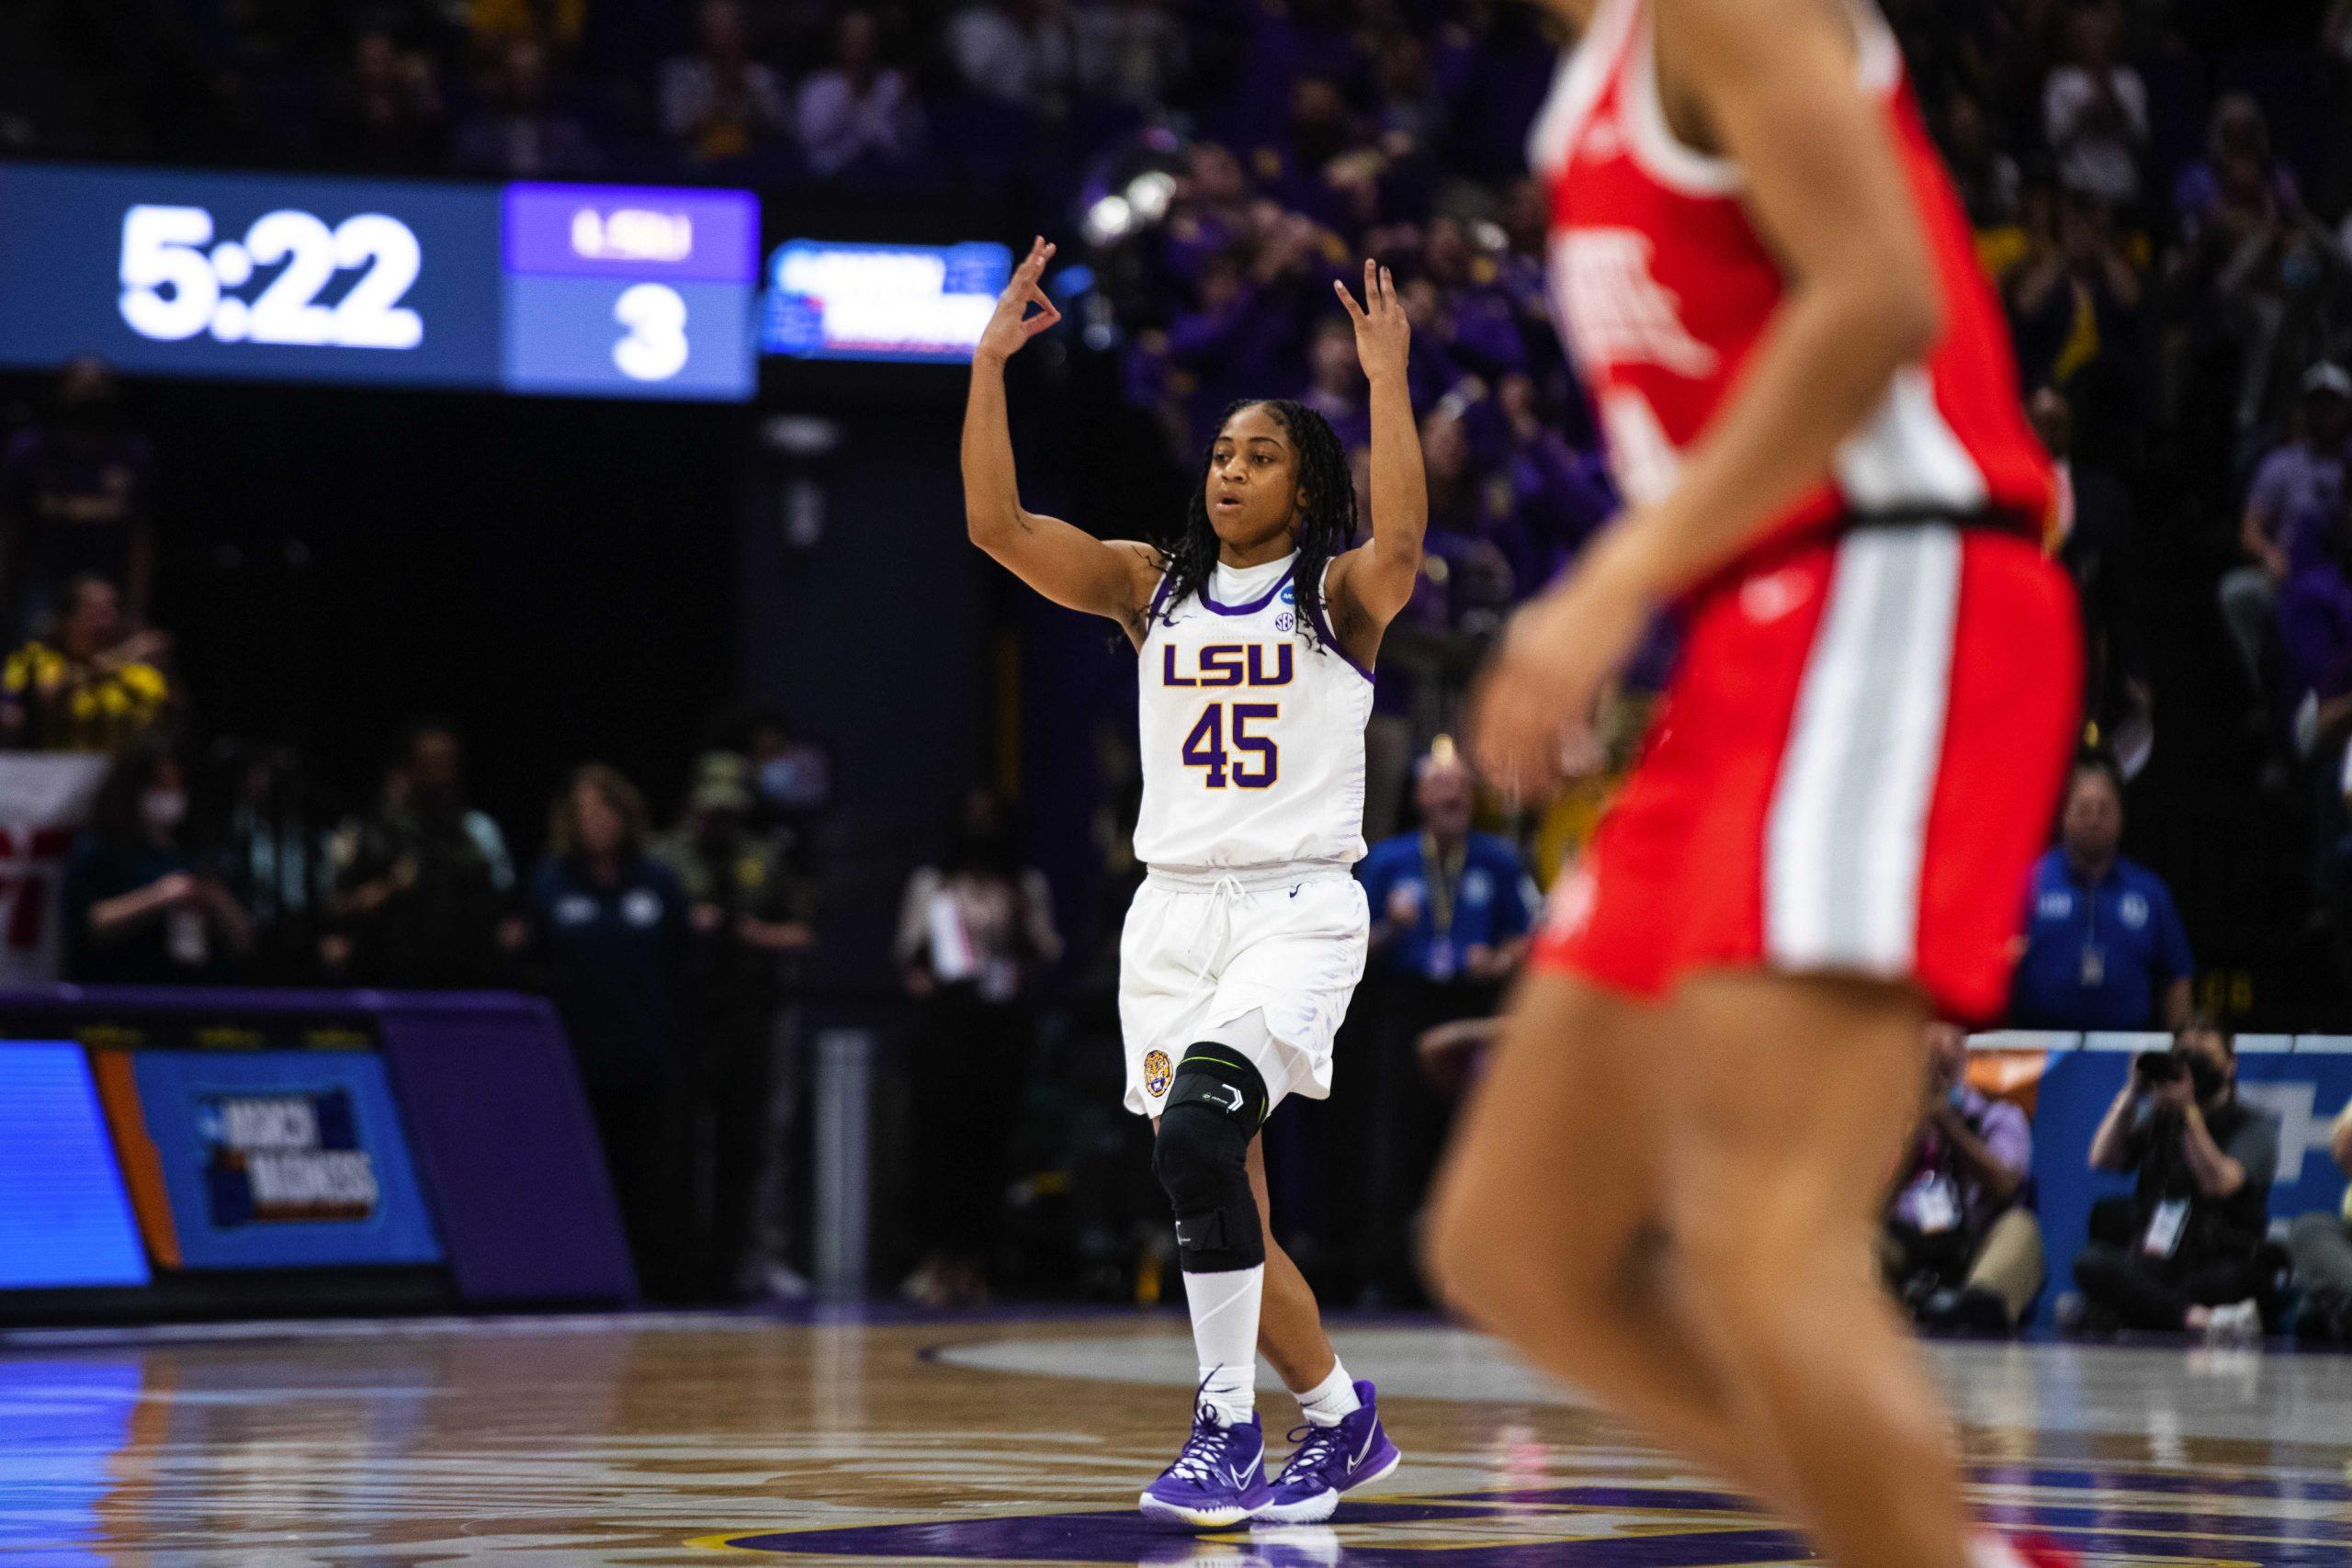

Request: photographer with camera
left=1883, top=1023, right=2043, bottom=1334
left=2072, top=1020, right=2280, bottom=1341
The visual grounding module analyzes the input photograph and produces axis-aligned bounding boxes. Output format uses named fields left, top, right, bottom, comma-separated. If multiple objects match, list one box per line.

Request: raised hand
left=1469, top=538, right=1652, bottom=801
left=1333, top=258, right=1409, bottom=384
left=975, top=236, right=1062, bottom=366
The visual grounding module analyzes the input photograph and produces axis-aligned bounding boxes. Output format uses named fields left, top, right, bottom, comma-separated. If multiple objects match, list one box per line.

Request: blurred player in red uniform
left=1426, top=3, right=2080, bottom=1567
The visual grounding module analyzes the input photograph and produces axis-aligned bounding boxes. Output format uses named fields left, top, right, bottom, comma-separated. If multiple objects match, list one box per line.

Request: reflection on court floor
left=0, top=1312, right=2346, bottom=1564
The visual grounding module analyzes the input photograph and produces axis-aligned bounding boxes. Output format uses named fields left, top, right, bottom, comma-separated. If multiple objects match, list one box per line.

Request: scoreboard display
left=0, top=164, right=759, bottom=401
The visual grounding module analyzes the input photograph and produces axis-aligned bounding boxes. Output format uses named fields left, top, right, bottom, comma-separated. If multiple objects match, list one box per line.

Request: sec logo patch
left=1143, top=1050, right=1173, bottom=1100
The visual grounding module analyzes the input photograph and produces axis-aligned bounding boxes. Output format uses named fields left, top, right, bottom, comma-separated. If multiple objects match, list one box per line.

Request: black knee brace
left=1152, top=1049, right=1269, bottom=1274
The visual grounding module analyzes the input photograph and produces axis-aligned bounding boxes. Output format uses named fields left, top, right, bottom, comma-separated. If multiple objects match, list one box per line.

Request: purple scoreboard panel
left=501, top=183, right=760, bottom=400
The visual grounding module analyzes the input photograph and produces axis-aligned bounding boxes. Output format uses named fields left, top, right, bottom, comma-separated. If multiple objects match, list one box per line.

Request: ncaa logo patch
left=1143, top=1050, right=1173, bottom=1100
left=1279, top=583, right=1296, bottom=604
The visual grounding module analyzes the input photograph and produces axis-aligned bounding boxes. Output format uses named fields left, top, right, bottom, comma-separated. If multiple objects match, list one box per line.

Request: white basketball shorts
left=1117, top=865, right=1369, bottom=1118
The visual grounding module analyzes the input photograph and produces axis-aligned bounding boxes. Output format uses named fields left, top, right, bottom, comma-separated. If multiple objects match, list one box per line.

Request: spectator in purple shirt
left=1297, top=317, right=1371, bottom=453
left=797, top=9, right=923, bottom=181
left=1165, top=225, right=1329, bottom=449
left=2174, top=95, right=2300, bottom=247
left=1422, top=215, right=1527, bottom=382
left=1220, top=0, right=1364, bottom=146
left=1882, top=1022, right=2042, bottom=1335
left=1396, top=276, right=1467, bottom=412
left=2222, top=363, right=2352, bottom=702
left=1418, top=401, right=1516, bottom=631
left=1250, top=74, right=1358, bottom=231
left=2279, top=495, right=2352, bottom=756
left=1159, top=143, right=1256, bottom=290
left=1493, top=371, right=1614, bottom=588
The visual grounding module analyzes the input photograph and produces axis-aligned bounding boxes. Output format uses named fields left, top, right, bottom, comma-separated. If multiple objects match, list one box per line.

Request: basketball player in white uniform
left=961, top=239, right=1426, bottom=1528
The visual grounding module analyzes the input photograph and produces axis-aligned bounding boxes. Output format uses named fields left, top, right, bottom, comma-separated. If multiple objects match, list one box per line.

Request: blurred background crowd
left=5, top=0, right=2352, bottom=1328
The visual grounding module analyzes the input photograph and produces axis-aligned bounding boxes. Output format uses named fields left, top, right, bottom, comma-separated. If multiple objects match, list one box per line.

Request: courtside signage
left=129, top=1049, right=441, bottom=1269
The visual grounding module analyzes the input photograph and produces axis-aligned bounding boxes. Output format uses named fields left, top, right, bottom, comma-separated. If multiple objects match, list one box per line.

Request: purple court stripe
left=720, top=1510, right=1810, bottom=1562
left=1969, top=1462, right=2352, bottom=1503
left=1974, top=1499, right=2352, bottom=1541
left=718, top=1471, right=2352, bottom=1563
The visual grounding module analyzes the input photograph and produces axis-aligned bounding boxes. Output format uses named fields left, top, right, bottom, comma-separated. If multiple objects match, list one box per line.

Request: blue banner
left=2023, top=1040, right=2352, bottom=1325
left=130, top=1050, right=442, bottom=1270
left=0, top=1043, right=148, bottom=1289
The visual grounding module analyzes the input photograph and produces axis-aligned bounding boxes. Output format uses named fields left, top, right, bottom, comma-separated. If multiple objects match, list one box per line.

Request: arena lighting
left=1127, top=171, right=1177, bottom=223
left=1082, top=193, right=1136, bottom=248
left=1082, top=170, right=1180, bottom=249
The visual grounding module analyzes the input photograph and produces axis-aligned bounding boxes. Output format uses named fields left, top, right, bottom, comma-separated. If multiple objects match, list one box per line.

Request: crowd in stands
left=34, top=705, right=834, bottom=1302
left=5, top=0, right=2352, bottom=1331
left=0, top=355, right=834, bottom=1300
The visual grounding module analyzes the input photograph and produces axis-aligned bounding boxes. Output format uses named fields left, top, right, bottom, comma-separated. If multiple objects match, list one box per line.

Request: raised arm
left=1325, top=260, right=1427, bottom=668
left=1474, top=0, right=1941, bottom=790
left=964, top=236, right=1162, bottom=644
left=2086, top=1079, right=2140, bottom=1172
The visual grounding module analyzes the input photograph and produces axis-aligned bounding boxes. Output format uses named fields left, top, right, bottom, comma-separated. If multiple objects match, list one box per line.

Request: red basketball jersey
left=1531, top=0, right=2054, bottom=571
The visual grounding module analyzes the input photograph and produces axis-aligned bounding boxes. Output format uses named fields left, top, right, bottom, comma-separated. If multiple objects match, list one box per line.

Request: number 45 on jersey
left=1182, top=703, right=1279, bottom=790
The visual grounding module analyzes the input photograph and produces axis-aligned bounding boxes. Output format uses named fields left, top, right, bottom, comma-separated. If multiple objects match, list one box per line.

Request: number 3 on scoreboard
left=1181, top=702, right=1278, bottom=790
left=613, top=283, right=690, bottom=382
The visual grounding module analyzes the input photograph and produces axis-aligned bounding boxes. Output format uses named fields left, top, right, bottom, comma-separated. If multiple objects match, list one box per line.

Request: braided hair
left=1153, top=399, right=1358, bottom=652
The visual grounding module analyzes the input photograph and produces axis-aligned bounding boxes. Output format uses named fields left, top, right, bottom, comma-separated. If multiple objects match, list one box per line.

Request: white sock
left=1296, top=1359, right=1361, bottom=1426
left=1182, top=1264, right=1264, bottom=1425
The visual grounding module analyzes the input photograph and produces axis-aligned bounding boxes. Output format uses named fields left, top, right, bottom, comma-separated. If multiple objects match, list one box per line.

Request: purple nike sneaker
left=1138, top=1398, right=1274, bottom=1529
left=1258, top=1382, right=1401, bottom=1523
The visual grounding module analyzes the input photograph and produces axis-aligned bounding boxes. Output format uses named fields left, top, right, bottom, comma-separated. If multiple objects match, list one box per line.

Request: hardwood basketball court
left=1, top=1310, right=2347, bottom=1563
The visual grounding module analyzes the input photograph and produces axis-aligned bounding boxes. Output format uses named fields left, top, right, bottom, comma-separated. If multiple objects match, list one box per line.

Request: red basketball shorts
left=1532, top=525, right=2082, bottom=1023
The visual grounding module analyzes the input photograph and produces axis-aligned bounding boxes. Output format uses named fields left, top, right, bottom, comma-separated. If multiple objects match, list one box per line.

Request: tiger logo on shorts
left=1143, top=1050, right=1173, bottom=1100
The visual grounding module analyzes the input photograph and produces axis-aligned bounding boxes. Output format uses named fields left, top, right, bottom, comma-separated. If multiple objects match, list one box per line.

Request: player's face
left=1206, top=405, right=1306, bottom=551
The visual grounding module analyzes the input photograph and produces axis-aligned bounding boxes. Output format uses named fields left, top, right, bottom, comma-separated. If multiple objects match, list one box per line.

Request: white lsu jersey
left=1132, top=551, right=1374, bottom=873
